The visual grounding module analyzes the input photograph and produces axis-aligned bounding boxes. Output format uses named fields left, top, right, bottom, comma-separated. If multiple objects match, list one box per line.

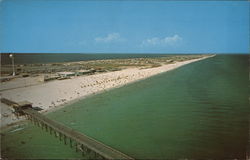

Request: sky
left=0, top=0, right=249, bottom=54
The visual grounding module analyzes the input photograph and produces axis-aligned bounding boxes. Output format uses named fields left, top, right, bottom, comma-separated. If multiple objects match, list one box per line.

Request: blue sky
left=0, top=0, right=249, bottom=54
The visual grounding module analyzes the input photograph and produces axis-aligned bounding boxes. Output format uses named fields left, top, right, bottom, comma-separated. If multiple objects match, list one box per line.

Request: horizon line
left=0, top=52, right=249, bottom=54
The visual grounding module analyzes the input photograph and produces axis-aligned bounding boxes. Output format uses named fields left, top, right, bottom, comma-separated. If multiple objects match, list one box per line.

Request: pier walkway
left=1, top=98, right=134, bottom=160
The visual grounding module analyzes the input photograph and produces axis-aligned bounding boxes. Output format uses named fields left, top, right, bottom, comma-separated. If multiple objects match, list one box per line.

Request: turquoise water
left=1, top=55, right=249, bottom=159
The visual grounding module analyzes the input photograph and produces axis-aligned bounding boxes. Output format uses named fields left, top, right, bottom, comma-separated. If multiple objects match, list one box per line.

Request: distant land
left=0, top=53, right=247, bottom=65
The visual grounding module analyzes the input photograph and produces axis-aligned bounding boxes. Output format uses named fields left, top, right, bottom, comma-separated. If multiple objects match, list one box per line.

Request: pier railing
left=1, top=98, right=134, bottom=160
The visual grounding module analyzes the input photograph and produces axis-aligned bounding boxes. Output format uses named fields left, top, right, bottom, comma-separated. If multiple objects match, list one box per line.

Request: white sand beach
left=0, top=56, right=212, bottom=128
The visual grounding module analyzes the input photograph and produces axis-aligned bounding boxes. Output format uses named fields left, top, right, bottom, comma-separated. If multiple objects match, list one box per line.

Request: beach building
left=43, top=74, right=60, bottom=82
left=57, top=72, right=76, bottom=78
left=75, top=69, right=92, bottom=76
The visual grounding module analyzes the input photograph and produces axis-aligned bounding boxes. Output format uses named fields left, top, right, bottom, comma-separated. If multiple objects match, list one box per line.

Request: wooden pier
left=1, top=98, right=134, bottom=160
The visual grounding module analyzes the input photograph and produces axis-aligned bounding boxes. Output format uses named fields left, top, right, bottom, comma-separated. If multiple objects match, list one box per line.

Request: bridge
left=1, top=98, right=134, bottom=160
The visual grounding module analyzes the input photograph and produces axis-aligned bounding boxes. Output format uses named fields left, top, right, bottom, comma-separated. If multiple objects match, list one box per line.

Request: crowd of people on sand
left=0, top=56, right=210, bottom=128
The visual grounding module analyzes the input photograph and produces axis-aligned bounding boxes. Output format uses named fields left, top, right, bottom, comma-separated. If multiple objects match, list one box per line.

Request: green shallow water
left=1, top=55, right=249, bottom=159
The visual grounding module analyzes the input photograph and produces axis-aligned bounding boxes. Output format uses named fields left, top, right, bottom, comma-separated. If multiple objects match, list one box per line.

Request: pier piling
left=0, top=98, right=134, bottom=160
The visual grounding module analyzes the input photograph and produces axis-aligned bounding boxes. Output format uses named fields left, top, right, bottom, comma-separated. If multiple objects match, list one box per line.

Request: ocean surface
left=1, top=55, right=249, bottom=159
left=1, top=53, right=173, bottom=65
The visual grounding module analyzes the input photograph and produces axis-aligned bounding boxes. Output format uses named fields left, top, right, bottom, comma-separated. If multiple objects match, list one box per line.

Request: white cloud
left=141, top=34, right=182, bottom=46
left=95, top=33, right=124, bottom=43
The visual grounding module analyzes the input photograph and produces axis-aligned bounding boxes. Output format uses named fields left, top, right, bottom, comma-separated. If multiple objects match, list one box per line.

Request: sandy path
left=0, top=56, right=212, bottom=128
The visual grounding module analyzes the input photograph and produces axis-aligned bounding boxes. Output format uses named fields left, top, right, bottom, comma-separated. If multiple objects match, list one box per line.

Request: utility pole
left=9, top=53, right=15, bottom=76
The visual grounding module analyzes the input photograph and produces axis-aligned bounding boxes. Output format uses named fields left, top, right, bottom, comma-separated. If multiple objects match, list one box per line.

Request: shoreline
left=0, top=55, right=214, bottom=129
